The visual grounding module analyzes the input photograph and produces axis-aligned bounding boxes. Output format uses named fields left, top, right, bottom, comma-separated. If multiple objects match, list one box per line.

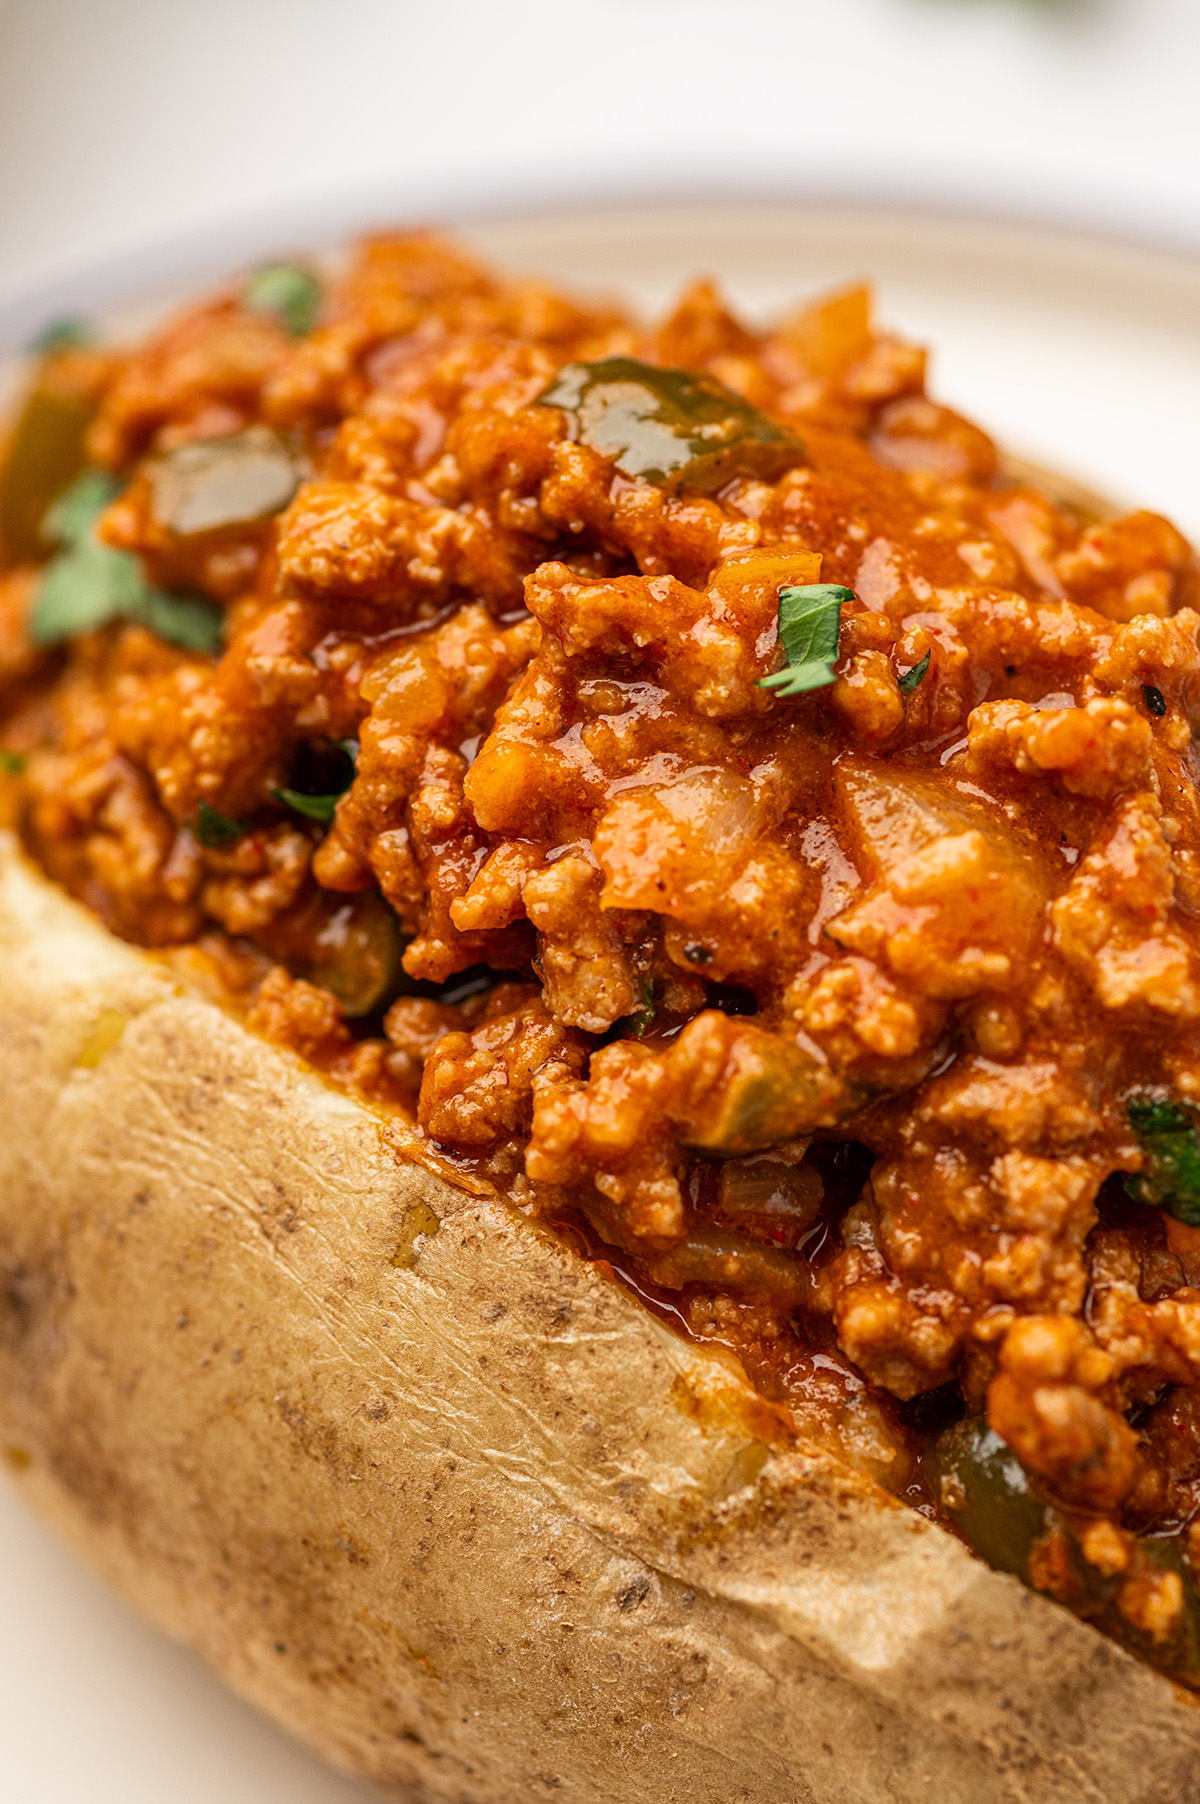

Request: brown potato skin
left=0, top=832, right=1198, bottom=1804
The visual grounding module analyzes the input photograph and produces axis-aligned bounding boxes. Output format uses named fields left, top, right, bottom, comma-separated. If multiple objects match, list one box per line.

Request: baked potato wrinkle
left=0, top=833, right=1197, bottom=1804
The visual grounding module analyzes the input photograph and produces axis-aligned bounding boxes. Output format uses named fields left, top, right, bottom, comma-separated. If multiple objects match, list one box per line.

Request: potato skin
left=0, top=833, right=1198, bottom=1804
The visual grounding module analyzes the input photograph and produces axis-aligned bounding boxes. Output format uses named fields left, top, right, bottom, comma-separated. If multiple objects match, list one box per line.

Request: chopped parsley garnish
left=245, top=263, right=322, bottom=337
left=42, top=468, right=119, bottom=545
left=0, top=751, right=26, bottom=776
left=1143, top=685, right=1167, bottom=718
left=195, top=800, right=243, bottom=848
left=127, top=590, right=227, bottom=653
left=626, top=976, right=656, bottom=1039
left=28, top=317, right=94, bottom=356
left=270, top=785, right=341, bottom=824
left=1127, top=1094, right=1200, bottom=1227
left=30, top=470, right=224, bottom=654
left=269, top=740, right=357, bottom=825
left=897, top=649, right=931, bottom=695
left=759, top=584, right=853, bottom=697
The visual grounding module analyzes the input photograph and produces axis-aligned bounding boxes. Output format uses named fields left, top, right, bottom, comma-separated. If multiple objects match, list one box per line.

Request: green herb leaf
left=42, top=468, right=120, bottom=548
left=270, top=785, right=341, bottom=824
left=30, top=470, right=223, bottom=653
left=1, top=750, right=27, bottom=775
left=31, top=535, right=140, bottom=642
left=131, top=589, right=224, bottom=655
left=1127, top=1094, right=1200, bottom=1227
left=245, top=263, right=321, bottom=337
left=33, top=472, right=135, bottom=643
left=626, top=976, right=656, bottom=1039
left=1129, top=1096, right=1191, bottom=1136
left=28, top=317, right=94, bottom=356
left=759, top=584, right=853, bottom=697
left=897, top=649, right=931, bottom=696
left=195, top=800, right=243, bottom=848
left=269, top=739, right=357, bottom=824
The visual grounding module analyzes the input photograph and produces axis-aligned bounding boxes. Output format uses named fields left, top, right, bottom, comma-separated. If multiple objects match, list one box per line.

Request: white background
left=1, top=0, right=1200, bottom=310
left=2, top=2, right=1200, bottom=1800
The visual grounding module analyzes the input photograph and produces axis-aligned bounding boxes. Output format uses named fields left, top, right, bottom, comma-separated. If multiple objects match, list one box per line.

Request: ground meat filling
left=5, top=234, right=1200, bottom=1678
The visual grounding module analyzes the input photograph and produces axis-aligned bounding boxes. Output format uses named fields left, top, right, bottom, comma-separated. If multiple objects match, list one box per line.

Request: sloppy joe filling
left=4, top=234, right=1200, bottom=1682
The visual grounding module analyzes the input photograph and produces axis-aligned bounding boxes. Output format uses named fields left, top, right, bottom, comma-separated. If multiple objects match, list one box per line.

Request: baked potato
left=4, top=234, right=1200, bottom=1803
left=4, top=837, right=1200, bottom=1802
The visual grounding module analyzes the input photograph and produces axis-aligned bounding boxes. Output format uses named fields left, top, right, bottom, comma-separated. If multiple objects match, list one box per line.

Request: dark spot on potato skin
left=0, top=1245, right=72, bottom=1423
left=2, top=1258, right=57, bottom=1350
left=617, top=1574, right=651, bottom=1613
left=0, top=1246, right=155, bottom=1546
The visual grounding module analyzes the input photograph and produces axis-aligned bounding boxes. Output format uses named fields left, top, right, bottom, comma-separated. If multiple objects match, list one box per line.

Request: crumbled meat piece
left=419, top=994, right=585, bottom=1151
left=1051, top=792, right=1200, bottom=1019
left=966, top=696, right=1153, bottom=799
left=248, top=966, right=353, bottom=1065
left=988, top=1315, right=1137, bottom=1512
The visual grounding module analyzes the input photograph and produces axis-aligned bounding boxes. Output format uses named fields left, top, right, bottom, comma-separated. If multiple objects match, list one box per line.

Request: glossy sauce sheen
left=4, top=234, right=1200, bottom=1675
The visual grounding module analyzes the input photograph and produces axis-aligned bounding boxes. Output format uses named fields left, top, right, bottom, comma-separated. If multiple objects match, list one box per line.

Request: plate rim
left=3, top=176, right=1200, bottom=357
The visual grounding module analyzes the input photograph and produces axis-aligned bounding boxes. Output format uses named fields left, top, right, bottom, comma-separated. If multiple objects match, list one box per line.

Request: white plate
left=467, top=206, right=1200, bottom=541
left=3, top=200, right=1200, bottom=1804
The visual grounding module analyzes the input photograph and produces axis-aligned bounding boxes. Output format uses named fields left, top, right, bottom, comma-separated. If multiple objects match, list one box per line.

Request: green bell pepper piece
left=537, top=356, right=804, bottom=494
